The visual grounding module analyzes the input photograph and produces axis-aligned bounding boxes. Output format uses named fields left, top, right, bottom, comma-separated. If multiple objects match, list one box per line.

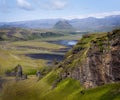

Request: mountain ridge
left=0, top=15, right=120, bottom=32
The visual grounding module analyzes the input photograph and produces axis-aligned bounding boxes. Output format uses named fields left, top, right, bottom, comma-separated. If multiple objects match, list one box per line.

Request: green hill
left=0, top=28, right=64, bottom=41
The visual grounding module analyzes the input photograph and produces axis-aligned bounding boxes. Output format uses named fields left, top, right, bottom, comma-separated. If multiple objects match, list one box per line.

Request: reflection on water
left=68, top=41, right=77, bottom=46
left=47, top=40, right=78, bottom=47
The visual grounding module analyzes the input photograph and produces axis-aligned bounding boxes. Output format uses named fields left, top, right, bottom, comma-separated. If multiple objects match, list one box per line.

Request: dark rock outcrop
left=58, top=29, right=120, bottom=88
left=5, top=64, right=23, bottom=77
left=16, top=64, right=23, bottom=78
left=0, top=77, right=6, bottom=92
left=36, top=70, right=42, bottom=81
left=5, top=64, right=28, bottom=80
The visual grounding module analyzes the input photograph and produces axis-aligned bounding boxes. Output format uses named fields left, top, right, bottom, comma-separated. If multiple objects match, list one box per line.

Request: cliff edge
left=58, top=29, right=120, bottom=88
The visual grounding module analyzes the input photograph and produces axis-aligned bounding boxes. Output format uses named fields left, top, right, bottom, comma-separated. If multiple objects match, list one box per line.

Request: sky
left=0, top=0, right=120, bottom=22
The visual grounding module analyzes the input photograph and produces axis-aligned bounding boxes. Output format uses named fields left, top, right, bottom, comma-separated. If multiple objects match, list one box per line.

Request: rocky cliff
left=57, top=29, right=120, bottom=88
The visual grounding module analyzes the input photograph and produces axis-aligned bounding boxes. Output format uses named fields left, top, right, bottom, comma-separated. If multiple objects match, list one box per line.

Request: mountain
left=70, top=15, right=120, bottom=32
left=0, top=15, right=120, bottom=32
left=0, top=19, right=61, bottom=29
left=53, top=20, right=73, bottom=29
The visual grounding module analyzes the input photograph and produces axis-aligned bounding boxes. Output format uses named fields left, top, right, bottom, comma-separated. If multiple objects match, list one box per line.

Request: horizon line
left=1, top=13, right=120, bottom=23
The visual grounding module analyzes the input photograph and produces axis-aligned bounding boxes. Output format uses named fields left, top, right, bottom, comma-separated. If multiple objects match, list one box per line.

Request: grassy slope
left=69, top=82, right=120, bottom=100
left=1, top=74, right=120, bottom=100
left=0, top=40, right=66, bottom=75
left=45, top=79, right=120, bottom=100
left=0, top=48, right=46, bottom=75
left=11, top=41, right=65, bottom=50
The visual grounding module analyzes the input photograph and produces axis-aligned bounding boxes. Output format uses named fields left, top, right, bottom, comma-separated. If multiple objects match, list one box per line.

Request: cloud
left=51, top=0, right=67, bottom=10
left=17, top=0, right=33, bottom=10
left=87, top=11, right=120, bottom=18
left=63, top=11, right=120, bottom=19
left=41, top=0, right=67, bottom=10
left=0, top=0, right=67, bottom=12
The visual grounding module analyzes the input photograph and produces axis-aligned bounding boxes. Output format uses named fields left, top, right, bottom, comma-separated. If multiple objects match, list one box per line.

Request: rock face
left=58, top=29, right=120, bottom=88
left=81, top=33, right=120, bottom=88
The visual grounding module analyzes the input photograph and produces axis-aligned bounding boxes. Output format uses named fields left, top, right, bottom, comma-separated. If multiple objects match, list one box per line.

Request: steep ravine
left=57, top=29, right=120, bottom=88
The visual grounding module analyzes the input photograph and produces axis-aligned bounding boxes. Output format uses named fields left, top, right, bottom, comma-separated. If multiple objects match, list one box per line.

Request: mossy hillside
left=44, top=78, right=83, bottom=100
left=44, top=79, right=120, bottom=100
left=1, top=70, right=59, bottom=100
left=1, top=74, right=120, bottom=100
left=1, top=78, right=39, bottom=100
left=68, top=82, right=120, bottom=100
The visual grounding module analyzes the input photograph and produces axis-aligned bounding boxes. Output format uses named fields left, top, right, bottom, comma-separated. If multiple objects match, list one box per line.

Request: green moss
left=42, top=70, right=59, bottom=85
left=44, top=78, right=83, bottom=100
left=25, top=68, right=37, bottom=75
left=69, top=83, right=120, bottom=100
left=1, top=73, right=120, bottom=100
left=1, top=80, right=40, bottom=100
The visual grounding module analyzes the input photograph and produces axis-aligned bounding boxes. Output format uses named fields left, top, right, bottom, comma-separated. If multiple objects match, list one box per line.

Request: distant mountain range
left=1, top=15, right=120, bottom=32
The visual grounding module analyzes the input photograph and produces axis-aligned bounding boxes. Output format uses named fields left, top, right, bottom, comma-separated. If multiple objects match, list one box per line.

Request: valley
left=0, top=28, right=119, bottom=100
left=0, top=30, right=82, bottom=75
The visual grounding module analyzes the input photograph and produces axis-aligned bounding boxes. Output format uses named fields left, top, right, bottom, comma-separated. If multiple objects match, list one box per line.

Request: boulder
left=16, top=64, right=23, bottom=78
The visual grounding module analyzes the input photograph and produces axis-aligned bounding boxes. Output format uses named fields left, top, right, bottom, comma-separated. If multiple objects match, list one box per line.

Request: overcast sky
left=0, top=0, right=120, bottom=22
